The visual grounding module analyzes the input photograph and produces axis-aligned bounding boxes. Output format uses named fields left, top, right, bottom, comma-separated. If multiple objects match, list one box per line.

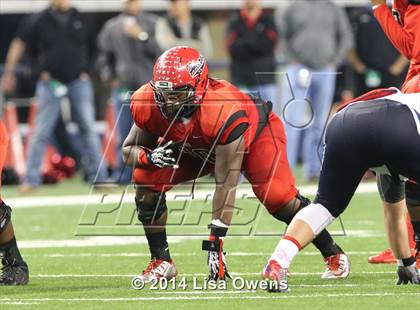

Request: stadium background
left=0, top=0, right=393, bottom=120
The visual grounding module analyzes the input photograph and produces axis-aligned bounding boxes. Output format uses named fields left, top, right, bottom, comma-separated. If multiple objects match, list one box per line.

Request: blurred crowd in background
left=0, top=0, right=409, bottom=189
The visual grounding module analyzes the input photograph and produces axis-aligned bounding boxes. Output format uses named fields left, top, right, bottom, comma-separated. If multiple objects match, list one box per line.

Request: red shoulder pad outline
left=218, top=110, right=249, bottom=145
left=337, top=88, right=399, bottom=112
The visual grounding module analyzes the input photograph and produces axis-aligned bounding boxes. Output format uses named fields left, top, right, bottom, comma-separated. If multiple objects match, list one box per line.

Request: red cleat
left=322, top=253, right=350, bottom=279
left=369, top=248, right=417, bottom=264
left=368, top=249, right=396, bottom=264
left=262, top=260, right=289, bottom=292
left=133, top=258, right=177, bottom=284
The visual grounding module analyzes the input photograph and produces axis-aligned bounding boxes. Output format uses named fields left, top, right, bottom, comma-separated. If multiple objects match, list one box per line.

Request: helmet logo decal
left=187, top=55, right=205, bottom=78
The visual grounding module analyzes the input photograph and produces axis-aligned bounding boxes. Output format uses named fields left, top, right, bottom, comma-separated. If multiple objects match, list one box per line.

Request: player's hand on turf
left=203, top=237, right=231, bottom=281
left=148, top=141, right=178, bottom=168
left=396, top=263, right=420, bottom=285
left=208, top=248, right=231, bottom=281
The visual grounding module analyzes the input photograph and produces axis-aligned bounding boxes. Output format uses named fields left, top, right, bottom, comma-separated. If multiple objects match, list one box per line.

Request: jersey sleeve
left=130, top=84, right=153, bottom=130
left=201, top=102, right=249, bottom=145
left=392, top=0, right=408, bottom=25
left=374, top=3, right=414, bottom=59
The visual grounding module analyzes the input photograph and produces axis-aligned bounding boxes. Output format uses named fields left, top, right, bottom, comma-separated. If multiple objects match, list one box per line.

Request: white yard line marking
left=19, top=237, right=148, bottom=248
left=0, top=292, right=419, bottom=303
left=32, top=271, right=395, bottom=278
left=18, top=236, right=201, bottom=249
left=29, top=250, right=380, bottom=258
left=17, top=230, right=382, bottom=249
left=0, top=302, right=40, bottom=305
left=7, top=182, right=378, bottom=209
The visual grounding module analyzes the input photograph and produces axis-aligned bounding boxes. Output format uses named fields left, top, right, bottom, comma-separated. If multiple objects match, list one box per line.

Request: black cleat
left=0, top=258, right=29, bottom=285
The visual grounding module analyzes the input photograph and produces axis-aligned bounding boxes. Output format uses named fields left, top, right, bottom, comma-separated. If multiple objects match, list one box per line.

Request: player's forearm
left=122, top=145, right=151, bottom=169
left=212, top=186, right=236, bottom=226
left=212, top=136, right=245, bottom=227
left=122, top=145, right=140, bottom=167
left=383, top=200, right=412, bottom=259
left=4, top=38, right=26, bottom=73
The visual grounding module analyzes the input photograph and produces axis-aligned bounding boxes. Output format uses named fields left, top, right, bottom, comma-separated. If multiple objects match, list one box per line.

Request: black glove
left=202, top=220, right=231, bottom=281
left=396, top=262, right=420, bottom=285
left=148, top=141, right=178, bottom=168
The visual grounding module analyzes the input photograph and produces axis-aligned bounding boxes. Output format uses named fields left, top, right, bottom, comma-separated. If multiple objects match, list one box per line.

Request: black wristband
left=402, top=256, right=416, bottom=267
left=202, top=239, right=221, bottom=252
left=208, top=223, right=228, bottom=238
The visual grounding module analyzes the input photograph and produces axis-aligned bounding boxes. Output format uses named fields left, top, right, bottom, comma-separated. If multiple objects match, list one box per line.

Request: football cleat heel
left=262, top=260, right=289, bottom=292
left=322, top=253, right=350, bottom=279
left=135, top=258, right=177, bottom=284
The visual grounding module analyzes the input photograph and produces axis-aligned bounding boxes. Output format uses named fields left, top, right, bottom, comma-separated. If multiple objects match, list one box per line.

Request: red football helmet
left=151, top=46, right=209, bottom=120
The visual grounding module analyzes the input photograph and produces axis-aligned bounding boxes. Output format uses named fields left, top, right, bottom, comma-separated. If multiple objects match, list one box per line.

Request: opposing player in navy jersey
left=262, top=88, right=420, bottom=291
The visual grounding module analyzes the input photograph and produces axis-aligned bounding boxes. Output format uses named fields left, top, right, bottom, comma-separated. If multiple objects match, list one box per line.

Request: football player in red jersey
left=123, top=46, right=350, bottom=282
left=0, top=120, right=28, bottom=285
left=372, top=0, right=420, bottom=92
left=369, top=0, right=420, bottom=265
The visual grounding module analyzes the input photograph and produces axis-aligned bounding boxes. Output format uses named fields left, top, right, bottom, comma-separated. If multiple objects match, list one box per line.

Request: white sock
left=269, top=238, right=300, bottom=269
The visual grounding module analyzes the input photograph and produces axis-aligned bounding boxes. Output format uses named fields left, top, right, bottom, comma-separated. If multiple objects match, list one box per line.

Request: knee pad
left=293, top=203, right=336, bottom=236
left=135, top=192, right=167, bottom=225
left=271, top=193, right=311, bottom=224
left=377, top=174, right=405, bottom=203
left=0, top=201, right=12, bottom=233
left=405, top=181, right=420, bottom=206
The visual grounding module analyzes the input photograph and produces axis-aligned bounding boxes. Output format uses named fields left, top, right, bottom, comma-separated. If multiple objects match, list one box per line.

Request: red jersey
left=374, top=1, right=420, bottom=89
left=130, top=79, right=270, bottom=163
left=391, top=0, right=408, bottom=25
